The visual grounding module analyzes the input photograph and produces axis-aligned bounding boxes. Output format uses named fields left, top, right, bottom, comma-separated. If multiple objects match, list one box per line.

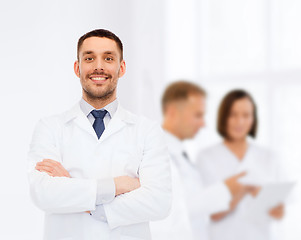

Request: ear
left=118, top=60, right=126, bottom=78
left=74, top=60, right=80, bottom=78
left=166, top=103, right=177, bottom=117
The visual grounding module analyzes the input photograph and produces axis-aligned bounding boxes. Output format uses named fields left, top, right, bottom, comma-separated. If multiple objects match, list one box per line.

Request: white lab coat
left=27, top=102, right=171, bottom=240
left=150, top=132, right=231, bottom=240
left=196, top=142, right=283, bottom=240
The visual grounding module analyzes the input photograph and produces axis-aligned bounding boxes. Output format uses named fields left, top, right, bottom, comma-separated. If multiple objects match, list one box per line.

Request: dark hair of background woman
left=217, top=89, right=258, bottom=139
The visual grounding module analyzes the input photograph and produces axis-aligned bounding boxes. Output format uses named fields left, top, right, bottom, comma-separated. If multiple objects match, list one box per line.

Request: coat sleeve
left=188, top=182, right=231, bottom=217
left=150, top=162, right=195, bottom=240
left=28, top=118, right=97, bottom=214
left=103, top=123, right=172, bottom=229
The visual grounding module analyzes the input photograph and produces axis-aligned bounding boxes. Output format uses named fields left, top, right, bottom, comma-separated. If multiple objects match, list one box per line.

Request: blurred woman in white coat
left=196, top=89, right=285, bottom=240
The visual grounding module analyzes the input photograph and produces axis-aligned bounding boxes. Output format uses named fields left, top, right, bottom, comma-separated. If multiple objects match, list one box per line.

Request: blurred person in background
left=196, top=89, right=285, bottom=240
left=150, top=81, right=248, bottom=240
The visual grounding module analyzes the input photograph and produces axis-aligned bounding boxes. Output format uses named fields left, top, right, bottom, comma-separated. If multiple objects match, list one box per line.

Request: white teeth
left=91, top=77, right=106, bottom=81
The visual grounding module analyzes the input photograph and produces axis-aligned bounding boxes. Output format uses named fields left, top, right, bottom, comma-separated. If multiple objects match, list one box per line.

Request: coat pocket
left=111, top=144, right=143, bottom=177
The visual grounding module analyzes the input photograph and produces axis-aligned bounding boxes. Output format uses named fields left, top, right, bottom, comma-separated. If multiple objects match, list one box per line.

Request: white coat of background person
left=27, top=29, right=171, bottom=240
left=150, top=82, right=248, bottom=240
left=196, top=89, right=285, bottom=240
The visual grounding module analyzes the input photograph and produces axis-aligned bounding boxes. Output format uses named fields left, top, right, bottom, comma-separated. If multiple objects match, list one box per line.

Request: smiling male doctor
left=28, top=29, right=171, bottom=240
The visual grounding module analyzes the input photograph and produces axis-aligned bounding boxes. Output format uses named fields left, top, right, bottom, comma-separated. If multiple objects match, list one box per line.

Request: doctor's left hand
left=35, top=159, right=71, bottom=178
left=269, top=204, right=285, bottom=220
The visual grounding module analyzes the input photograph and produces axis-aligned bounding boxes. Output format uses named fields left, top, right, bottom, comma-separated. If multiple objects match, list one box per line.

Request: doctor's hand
left=114, top=176, right=140, bottom=196
left=211, top=186, right=249, bottom=222
left=225, top=172, right=261, bottom=206
left=228, top=185, right=260, bottom=211
left=35, top=159, right=71, bottom=178
left=212, top=172, right=258, bottom=222
left=224, top=172, right=247, bottom=198
left=246, top=185, right=261, bottom=197
left=269, top=204, right=285, bottom=220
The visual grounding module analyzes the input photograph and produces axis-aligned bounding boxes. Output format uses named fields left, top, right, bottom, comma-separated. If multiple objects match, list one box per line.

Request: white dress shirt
left=79, top=98, right=118, bottom=221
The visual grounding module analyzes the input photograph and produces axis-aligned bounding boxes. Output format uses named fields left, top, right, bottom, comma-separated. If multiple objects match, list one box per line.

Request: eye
left=85, top=57, right=94, bottom=61
left=105, top=57, right=113, bottom=61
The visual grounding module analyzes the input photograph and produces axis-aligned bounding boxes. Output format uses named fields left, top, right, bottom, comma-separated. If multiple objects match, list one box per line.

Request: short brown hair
left=162, top=81, right=206, bottom=113
left=77, top=29, right=123, bottom=61
left=217, top=89, right=258, bottom=139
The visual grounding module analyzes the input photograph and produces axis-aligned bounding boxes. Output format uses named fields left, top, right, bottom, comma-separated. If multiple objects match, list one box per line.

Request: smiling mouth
left=89, top=76, right=109, bottom=83
left=90, top=77, right=107, bottom=80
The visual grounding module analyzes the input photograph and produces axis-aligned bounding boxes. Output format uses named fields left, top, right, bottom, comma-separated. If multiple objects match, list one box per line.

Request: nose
left=94, top=58, right=104, bottom=71
left=237, top=117, right=244, bottom=125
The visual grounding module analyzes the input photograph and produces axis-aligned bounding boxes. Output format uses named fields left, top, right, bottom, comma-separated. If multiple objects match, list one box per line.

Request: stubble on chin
left=81, top=78, right=118, bottom=105
left=83, top=86, right=116, bottom=101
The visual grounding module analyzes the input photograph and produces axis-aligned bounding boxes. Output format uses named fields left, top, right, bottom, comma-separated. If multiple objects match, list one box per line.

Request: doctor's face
left=226, top=97, right=254, bottom=141
left=74, top=37, right=126, bottom=101
left=176, top=94, right=206, bottom=139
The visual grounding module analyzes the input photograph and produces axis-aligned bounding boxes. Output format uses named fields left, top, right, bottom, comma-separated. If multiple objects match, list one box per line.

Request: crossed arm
left=35, top=159, right=140, bottom=216
left=28, top=119, right=171, bottom=229
left=35, top=159, right=140, bottom=197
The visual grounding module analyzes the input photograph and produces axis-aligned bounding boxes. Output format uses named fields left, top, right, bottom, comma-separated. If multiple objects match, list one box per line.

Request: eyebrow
left=81, top=50, right=117, bottom=56
left=82, top=51, right=94, bottom=56
left=103, top=51, right=117, bottom=56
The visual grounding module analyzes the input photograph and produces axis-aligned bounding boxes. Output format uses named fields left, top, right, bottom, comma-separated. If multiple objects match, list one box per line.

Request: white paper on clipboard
left=242, top=182, right=296, bottom=225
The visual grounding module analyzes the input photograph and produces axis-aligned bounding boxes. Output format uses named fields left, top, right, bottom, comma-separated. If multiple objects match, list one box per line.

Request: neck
left=224, top=138, right=247, bottom=147
left=83, top=92, right=116, bottom=109
left=162, top=119, right=183, bottom=140
left=224, top=138, right=248, bottom=160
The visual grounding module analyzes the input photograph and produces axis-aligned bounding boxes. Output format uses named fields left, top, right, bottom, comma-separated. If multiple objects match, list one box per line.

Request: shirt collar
left=79, top=98, right=118, bottom=119
left=164, top=130, right=185, bottom=156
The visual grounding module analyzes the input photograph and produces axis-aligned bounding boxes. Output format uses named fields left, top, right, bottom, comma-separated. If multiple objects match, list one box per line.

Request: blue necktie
left=182, top=151, right=189, bottom=160
left=91, top=109, right=108, bottom=139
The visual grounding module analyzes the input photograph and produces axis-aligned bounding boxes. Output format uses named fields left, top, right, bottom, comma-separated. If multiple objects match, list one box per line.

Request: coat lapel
left=99, top=104, right=136, bottom=143
left=62, top=102, right=137, bottom=142
left=63, top=103, right=97, bottom=139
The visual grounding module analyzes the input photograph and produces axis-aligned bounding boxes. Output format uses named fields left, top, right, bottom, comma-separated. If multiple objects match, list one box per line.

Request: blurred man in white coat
left=28, top=29, right=171, bottom=240
left=150, top=81, right=247, bottom=240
